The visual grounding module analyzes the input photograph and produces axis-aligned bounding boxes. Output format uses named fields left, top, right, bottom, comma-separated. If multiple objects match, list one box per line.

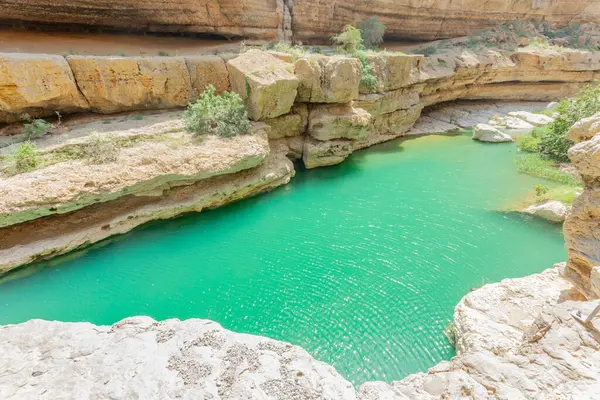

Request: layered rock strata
left=562, top=117, right=600, bottom=299
left=2, top=47, right=600, bottom=273
left=1, top=1, right=600, bottom=42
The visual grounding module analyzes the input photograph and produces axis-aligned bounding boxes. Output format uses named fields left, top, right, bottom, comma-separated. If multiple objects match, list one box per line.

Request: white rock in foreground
left=472, top=124, right=513, bottom=142
left=0, top=317, right=356, bottom=400
left=524, top=200, right=570, bottom=223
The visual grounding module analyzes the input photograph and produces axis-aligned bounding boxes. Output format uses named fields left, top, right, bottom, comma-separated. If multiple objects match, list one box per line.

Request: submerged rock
left=472, top=123, right=513, bottom=142
left=524, top=200, right=570, bottom=223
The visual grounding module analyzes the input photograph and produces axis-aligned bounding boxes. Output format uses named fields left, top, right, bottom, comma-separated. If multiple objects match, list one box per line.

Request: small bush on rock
left=85, top=133, right=120, bottom=164
left=184, top=85, right=251, bottom=137
left=10, top=141, right=40, bottom=173
left=360, top=17, right=386, bottom=49
left=534, top=184, right=549, bottom=196
left=332, top=25, right=364, bottom=53
left=22, top=114, right=52, bottom=139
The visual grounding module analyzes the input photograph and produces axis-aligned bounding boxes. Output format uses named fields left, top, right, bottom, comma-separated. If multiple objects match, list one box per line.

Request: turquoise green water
left=0, top=133, right=565, bottom=385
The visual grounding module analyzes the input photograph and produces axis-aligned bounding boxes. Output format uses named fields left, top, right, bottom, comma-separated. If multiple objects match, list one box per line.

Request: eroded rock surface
left=563, top=126, right=600, bottom=299
left=359, top=268, right=600, bottom=400
left=0, top=316, right=355, bottom=400
left=525, top=200, right=570, bottom=223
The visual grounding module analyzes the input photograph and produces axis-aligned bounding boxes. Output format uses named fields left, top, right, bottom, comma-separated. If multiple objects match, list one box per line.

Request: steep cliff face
left=0, top=0, right=599, bottom=42
left=291, top=0, right=600, bottom=42
left=562, top=117, right=600, bottom=299
left=0, top=0, right=283, bottom=40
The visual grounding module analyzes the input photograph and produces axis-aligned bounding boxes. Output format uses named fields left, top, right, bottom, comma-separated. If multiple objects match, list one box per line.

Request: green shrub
left=516, top=134, right=540, bottom=153
left=352, top=50, right=378, bottom=92
left=157, top=51, right=169, bottom=57
left=184, top=85, right=251, bottom=137
left=360, top=17, right=386, bottom=49
left=9, top=141, right=40, bottom=173
left=538, top=85, right=600, bottom=162
left=270, top=42, right=307, bottom=62
left=23, top=117, right=52, bottom=139
left=332, top=25, right=364, bottom=53
left=85, top=133, right=120, bottom=164
left=413, top=45, right=438, bottom=56
left=534, top=184, right=549, bottom=196
left=515, top=153, right=579, bottom=185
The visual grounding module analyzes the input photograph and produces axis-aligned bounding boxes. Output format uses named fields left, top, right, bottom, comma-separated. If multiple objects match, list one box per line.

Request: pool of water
left=0, top=133, right=566, bottom=385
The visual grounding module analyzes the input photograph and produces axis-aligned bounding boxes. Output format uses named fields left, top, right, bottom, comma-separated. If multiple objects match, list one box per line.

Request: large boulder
left=295, top=55, right=361, bottom=103
left=185, top=55, right=230, bottom=99
left=302, top=138, right=353, bottom=169
left=308, top=103, right=371, bottom=141
left=568, top=112, right=600, bottom=142
left=507, top=111, right=554, bottom=127
left=263, top=104, right=308, bottom=140
left=67, top=56, right=192, bottom=113
left=524, top=201, right=570, bottom=223
left=361, top=53, right=423, bottom=93
left=0, top=53, right=89, bottom=122
left=472, top=123, right=513, bottom=142
left=226, top=50, right=298, bottom=121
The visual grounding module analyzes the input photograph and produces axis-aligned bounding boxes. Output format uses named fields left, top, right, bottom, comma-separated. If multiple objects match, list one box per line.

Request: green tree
left=360, top=17, right=386, bottom=49
left=332, top=25, right=364, bottom=53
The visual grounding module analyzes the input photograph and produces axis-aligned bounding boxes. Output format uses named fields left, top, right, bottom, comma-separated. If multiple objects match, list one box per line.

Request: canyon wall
left=1, top=1, right=600, bottom=41
left=2, top=46, right=600, bottom=272
left=561, top=114, right=600, bottom=299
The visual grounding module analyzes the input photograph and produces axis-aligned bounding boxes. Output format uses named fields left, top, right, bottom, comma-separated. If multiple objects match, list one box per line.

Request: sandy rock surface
left=295, top=55, right=362, bottom=103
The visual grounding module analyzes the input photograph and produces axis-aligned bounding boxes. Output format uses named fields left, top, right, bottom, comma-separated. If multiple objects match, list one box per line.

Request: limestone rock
left=489, top=116, right=535, bottom=131
left=295, top=55, right=362, bottom=103
left=263, top=104, right=308, bottom=140
left=0, top=123, right=270, bottom=229
left=0, top=144, right=294, bottom=273
left=0, top=53, right=88, bottom=122
left=507, top=111, right=554, bottom=127
left=0, top=316, right=355, bottom=400
left=0, top=0, right=282, bottom=40
left=524, top=201, right=569, bottom=223
left=67, top=56, right=191, bottom=113
left=568, top=112, right=600, bottom=142
left=185, top=55, right=230, bottom=99
left=291, top=1, right=600, bottom=42
left=227, top=50, right=298, bottom=121
left=302, top=138, right=353, bottom=169
left=472, top=124, right=513, bottom=142
left=360, top=269, right=600, bottom=399
left=361, top=53, right=423, bottom=93
left=308, top=103, right=371, bottom=141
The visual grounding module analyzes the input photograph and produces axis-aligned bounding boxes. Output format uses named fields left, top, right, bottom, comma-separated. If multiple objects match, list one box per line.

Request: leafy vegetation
left=535, top=85, right=600, bottom=162
left=8, top=141, right=40, bottom=174
left=22, top=114, right=52, bottom=139
left=331, top=25, right=364, bottom=53
left=516, top=133, right=541, bottom=153
left=359, top=17, right=386, bottom=49
left=85, top=133, right=120, bottom=164
left=266, top=42, right=307, bottom=62
left=352, top=50, right=378, bottom=92
left=514, top=153, right=579, bottom=185
left=184, top=85, right=251, bottom=137
left=534, top=184, right=549, bottom=196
